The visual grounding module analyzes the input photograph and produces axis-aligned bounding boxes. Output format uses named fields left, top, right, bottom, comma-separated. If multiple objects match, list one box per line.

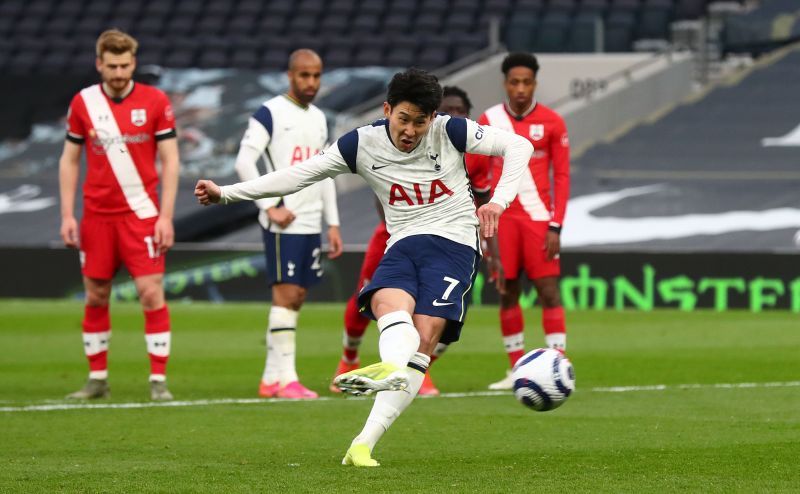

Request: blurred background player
left=331, top=85, right=498, bottom=397
left=59, top=30, right=180, bottom=401
left=467, top=53, right=571, bottom=390
left=234, top=49, right=343, bottom=400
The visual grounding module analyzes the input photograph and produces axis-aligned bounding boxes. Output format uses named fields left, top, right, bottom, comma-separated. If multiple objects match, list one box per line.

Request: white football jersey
left=222, top=114, right=532, bottom=251
left=235, top=94, right=338, bottom=234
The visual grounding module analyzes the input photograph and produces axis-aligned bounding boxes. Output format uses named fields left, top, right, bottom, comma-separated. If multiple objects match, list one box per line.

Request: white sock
left=353, top=352, right=430, bottom=451
left=545, top=332, right=567, bottom=351
left=261, top=306, right=299, bottom=385
left=377, top=311, right=420, bottom=368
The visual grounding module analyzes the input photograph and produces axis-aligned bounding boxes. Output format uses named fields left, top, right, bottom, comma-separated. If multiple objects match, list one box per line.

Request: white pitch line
left=1, top=381, right=799, bottom=413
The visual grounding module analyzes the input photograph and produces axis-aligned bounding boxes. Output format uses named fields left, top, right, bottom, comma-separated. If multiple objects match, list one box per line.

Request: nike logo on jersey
left=432, top=299, right=455, bottom=307
left=372, top=164, right=391, bottom=170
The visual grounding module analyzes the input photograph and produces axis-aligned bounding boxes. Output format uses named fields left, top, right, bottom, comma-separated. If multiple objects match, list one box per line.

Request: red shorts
left=355, top=222, right=390, bottom=292
left=498, top=214, right=560, bottom=280
left=79, top=213, right=165, bottom=280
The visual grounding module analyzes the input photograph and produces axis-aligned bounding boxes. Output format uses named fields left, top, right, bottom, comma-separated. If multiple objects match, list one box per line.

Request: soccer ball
left=511, top=348, right=575, bottom=411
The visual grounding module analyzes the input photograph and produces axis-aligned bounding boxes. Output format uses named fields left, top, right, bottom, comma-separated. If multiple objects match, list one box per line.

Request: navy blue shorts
left=263, top=230, right=323, bottom=288
left=358, top=234, right=480, bottom=344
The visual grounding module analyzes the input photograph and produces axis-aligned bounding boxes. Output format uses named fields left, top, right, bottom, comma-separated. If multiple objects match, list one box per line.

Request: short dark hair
left=501, top=52, right=539, bottom=77
left=387, top=68, right=442, bottom=115
left=442, top=86, right=472, bottom=114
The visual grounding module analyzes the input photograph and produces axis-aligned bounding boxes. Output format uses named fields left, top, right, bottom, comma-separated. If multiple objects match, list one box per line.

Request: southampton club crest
left=529, top=124, right=544, bottom=141
left=131, top=109, right=147, bottom=127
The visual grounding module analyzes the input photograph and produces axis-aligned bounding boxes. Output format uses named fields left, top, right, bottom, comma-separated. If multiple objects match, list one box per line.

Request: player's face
left=288, top=58, right=322, bottom=105
left=96, top=52, right=136, bottom=92
left=438, top=95, right=469, bottom=118
left=384, top=101, right=435, bottom=153
left=504, top=66, right=537, bottom=109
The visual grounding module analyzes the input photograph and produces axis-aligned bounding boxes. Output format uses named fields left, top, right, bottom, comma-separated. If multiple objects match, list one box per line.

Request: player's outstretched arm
left=195, top=180, right=222, bottom=205
left=199, top=149, right=351, bottom=206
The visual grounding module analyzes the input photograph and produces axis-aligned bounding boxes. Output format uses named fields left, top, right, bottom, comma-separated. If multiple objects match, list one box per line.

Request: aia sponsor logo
left=290, top=146, right=320, bottom=165
left=388, top=179, right=454, bottom=206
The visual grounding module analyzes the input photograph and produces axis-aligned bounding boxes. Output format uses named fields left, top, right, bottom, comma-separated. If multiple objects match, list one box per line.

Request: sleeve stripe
left=445, top=117, right=467, bottom=153
left=252, top=105, right=273, bottom=136
left=155, top=128, right=174, bottom=135
left=337, top=129, right=359, bottom=174
left=155, top=129, right=177, bottom=141
left=65, top=132, right=84, bottom=144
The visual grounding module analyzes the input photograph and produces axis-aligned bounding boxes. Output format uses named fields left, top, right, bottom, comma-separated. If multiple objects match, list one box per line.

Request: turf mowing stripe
left=2, top=381, right=799, bottom=413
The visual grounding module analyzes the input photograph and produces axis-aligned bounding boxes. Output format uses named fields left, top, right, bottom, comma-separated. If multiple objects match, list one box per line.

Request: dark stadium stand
left=0, top=0, right=734, bottom=75
left=569, top=46, right=800, bottom=251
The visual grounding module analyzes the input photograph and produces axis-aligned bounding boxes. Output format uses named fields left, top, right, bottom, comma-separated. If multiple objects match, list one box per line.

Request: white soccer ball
left=511, top=348, right=575, bottom=411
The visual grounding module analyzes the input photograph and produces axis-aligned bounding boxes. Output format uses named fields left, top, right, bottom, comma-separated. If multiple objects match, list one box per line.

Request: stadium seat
left=445, top=12, right=476, bottom=33
left=228, top=15, right=257, bottom=36
left=264, top=1, right=293, bottom=16
left=605, top=11, right=636, bottom=51
left=135, top=18, right=165, bottom=37
left=328, top=0, right=357, bottom=16
left=8, top=51, right=40, bottom=75
left=173, top=0, right=204, bottom=18
left=45, top=17, right=76, bottom=38
left=261, top=48, right=290, bottom=70
left=25, top=0, right=55, bottom=18
left=196, top=16, right=227, bottom=36
left=324, top=48, right=353, bottom=69
left=577, top=0, right=610, bottom=16
left=675, top=0, right=707, bottom=19
left=637, top=0, right=674, bottom=39
left=13, top=17, right=44, bottom=38
left=567, top=12, right=602, bottom=52
left=206, top=0, right=234, bottom=18
left=383, top=13, right=413, bottom=33
left=609, top=0, right=642, bottom=15
left=296, top=0, right=326, bottom=16
left=483, top=0, right=514, bottom=17
left=535, top=12, right=571, bottom=52
left=353, top=47, right=385, bottom=67
left=417, top=0, right=449, bottom=15
left=288, top=16, right=318, bottom=34
left=352, top=14, right=380, bottom=34
left=257, top=16, right=287, bottom=36
left=289, top=34, right=324, bottom=53
left=360, top=0, right=390, bottom=16
left=237, top=0, right=263, bottom=17
left=164, top=49, right=197, bottom=68
left=505, top=13, right=540, bottom=52
left=165, top=17, right=196, bottom=37
left=384, top=45, right=416, bottom=67
left=0, top=1, right=25, bottom=20
left=515, top=0, right=546, bottom=15
left=114, top=1, right=142, bottom=20
left=418, top=46, right=451, bottom=69
left=197, top=50, right=228, bottom=69
left=142, top=2, right=173, bottom=19
left=231, top=49, right=259, bottom=69
left=450, top=33, right=488, bottom=59
left=416, top=12, right=444, bottom=31
left=319, top=15, right=349, bottom=35
left=452, top=0, right=481, bottom=11
left=547, top=0, right=577, bottom=17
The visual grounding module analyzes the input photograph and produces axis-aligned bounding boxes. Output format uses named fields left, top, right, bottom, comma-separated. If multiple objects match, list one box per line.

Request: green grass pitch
left=1, top=300, right=798, bottom=492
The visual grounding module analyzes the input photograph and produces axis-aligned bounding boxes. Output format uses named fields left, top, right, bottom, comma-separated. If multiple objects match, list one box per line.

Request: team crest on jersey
left=131, top=109, right=147, bottom=127
left=529, top=124, right=544, bottom=141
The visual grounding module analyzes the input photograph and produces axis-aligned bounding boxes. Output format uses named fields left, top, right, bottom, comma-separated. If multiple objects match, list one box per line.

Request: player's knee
left=85, top=282, right=111, bottom=306
left=137, top=282, right=165, bottom=310
left=539, top=285, right=562, bottom=308
left=500, top=283, right=521, bottom=308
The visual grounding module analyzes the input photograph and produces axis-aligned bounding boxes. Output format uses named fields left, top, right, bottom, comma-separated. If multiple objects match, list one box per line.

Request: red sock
left=543, top=306, right=567, bottom=350
left=82, top=305, right=110, bottom=375
left=542, top=306, right=565, bottom=334
left=144, top=306, right=170, bottom=378
left=342, top=296, right=369, bottom=362
left=500, top=305, right=525, bottom=367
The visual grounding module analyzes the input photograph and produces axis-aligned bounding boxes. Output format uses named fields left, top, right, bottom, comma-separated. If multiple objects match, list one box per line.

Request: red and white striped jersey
left=466, top=102, right=570, bottom=227
left=66, top=82, right=176, bottom=218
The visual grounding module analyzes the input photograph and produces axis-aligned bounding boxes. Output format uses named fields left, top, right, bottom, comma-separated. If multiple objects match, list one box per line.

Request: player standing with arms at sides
left=329, top=85, right=490, bottom=397
left=195, top=68, right=532, bottom=466
left=235, top=49, right=343, bottom=400
left=467, top=53, right=571, bottom=390
left=59, top=30, right=180, bottom=401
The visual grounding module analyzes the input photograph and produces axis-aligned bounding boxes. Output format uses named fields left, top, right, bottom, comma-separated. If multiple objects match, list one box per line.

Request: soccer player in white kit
left=234, top=49, right=342, bottom=399
left=195, top=69, right=532, bottom=466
